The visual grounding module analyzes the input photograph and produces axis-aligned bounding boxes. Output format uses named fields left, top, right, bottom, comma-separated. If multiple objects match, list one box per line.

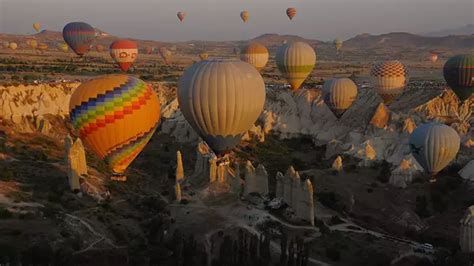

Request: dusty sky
left=0, top=0, right=472, bottom=41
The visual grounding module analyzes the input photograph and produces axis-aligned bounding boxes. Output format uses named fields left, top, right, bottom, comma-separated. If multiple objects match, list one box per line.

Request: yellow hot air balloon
left=286, top=8, right=296, bottom=20
left=33, top=22, right=41, bottom=33
left=199, top=52, right=209, bottom=61
left=9, top=42, right=18, bottom=50
left=69, top=75, right=161, bottom=181
left=240, top=11, right=249, bottom=23
left=322, top=78, right=358, bottom=118
left=27, top=39, right=38, bottom=49
left=276, top=41, right=316, bottom=90
left=58, top=42, right=69, bottom=52
left=159, top=47, right=172, bottom=64
left=240, top=42, right=269, bottom=71
left=178, top=59, right=265, bottom=156
left=334, top=38, right=343, bottom=51
left=370, top=60, right=409, bottom=104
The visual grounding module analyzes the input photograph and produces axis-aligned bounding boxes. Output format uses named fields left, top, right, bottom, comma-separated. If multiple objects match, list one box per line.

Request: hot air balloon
left=286, top=8, right=296, bottom=20
left=429, top=53, right=438, bottom=63
left=95, top=44, right=105, bottom=53
left=276, top=41, right=316, bottom=90
left=370, top=60, right=408, bottom=104
left=2, top=41, right=9, bottom=49
left=69, top=75, right=161, bottom=181
left=178, top=59, right=265, bottom=156
left=33, top=22, right=41, bottom=33
left=334, top=38, right=343, bottom=51
left=177, top=12, right=186, bottom=22
left=409, top=123, right=460, bottom=182
left=233, top=46, right=240, bottom=55
left=159, top=47, right=172, bottom=64
left=322, top=78, right=358, bottom=118
left=110, top=40, right=138, bottom=72
left=240, top=11, right=249, bottom=23
left=145, top=47, right=153, bottom=55
left=9, top=42, right=18, bottom=50
left=62, top=22, right=96, bottom=57
left=240, top=42, right=269, bottom=71
left=443, top=54, right=474, bottom=101
left=57, top=42, right=69, bottom=52
left=27, top=39, right=38, bottom=49
left=37, top=43, right=48, bottom=52
left=199, top=52, right=209, bottom=61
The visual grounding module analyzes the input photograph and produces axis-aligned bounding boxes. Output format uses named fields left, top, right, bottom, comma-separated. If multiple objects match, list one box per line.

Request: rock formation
left=275, top=166, right=314, bottom=225
left=459, top=160, right=474, bottom=181
left=243, top=161, right=269, bottom=197
left=402, top=116, right=416, bottom=134
left=389, top=155, right=422, bottom=188
left=332, top=156, right=343, bottom=172
left=191, top=141, right=233, bottom=185
left=175, top=182, right=182, bottom=202
left=460, top=205, right=474, bottom=252
left=370, top=103, right=390, bottom=129
left=66, top=138, right=87, bottom=192
left=176, top=150, right=184, bottom=181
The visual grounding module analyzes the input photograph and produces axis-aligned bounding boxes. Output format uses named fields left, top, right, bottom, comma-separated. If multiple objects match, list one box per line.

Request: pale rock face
left=275, top=166, right=314, bottom=225
left=0, top=82, right=78, bottom=121
left=242, top=125, right=265, bottom=143
left=243, top=162, right=269, bottom=196
left=460, top=205, right=474, bottom=252
left=389, top=155, right=422, bottom=188
left=66, top=138, right=87, bottom=191
left=191, top=141, right=233, bottom=185
left=332, top=156, right=343, bottom=172
left=459, top=161, right=474, bottom=181
left=402, top=116, right=416, bottom=134
left=370, top=103, right=390, bottom=129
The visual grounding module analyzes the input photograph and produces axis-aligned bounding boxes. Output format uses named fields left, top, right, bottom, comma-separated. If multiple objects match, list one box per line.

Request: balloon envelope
left=33, top=22, right=41, bottom=32
left=334, top=38, right=343, bottom=51
left=429, top=53, right=438, bottom=63
left=443, top=54, right=474, bottom=101
left=286, top=8, right=296, bottom=20
left=276, top=41, right=316, bottom=90
left=322, top=78, right=358, bottom=118
left=240, top=42, right=269, bottom=71
left=69, top=75, right=161, bottom=174
left=178, top=59, right=266, bottom=155
left=370, top=60, right=408, bottom=104
left=62, top=22, right=96, bottom=56
left=240, top=11, right=249, bottom=23
left=159, top=47, right=172, bottom=64
left=110, top=40, right=138, bottom=72
left=27, top=39, right=38, bottom=49
left=9, top=42, right=17, bottom=50
left=177, top=12, right=186, bottom=22
left=409, top=123, right=460, bottom=178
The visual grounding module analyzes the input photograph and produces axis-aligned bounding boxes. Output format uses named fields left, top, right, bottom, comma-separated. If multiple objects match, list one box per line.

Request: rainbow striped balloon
left=69, top=75, right=161, bottom=176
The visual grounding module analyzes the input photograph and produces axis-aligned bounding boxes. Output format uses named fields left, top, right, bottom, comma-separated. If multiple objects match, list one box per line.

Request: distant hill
left=344, top=32, right=474, bottom=50
left=248, top=33, right=320, bottom=47
left=424, top=24, right=474, bottom=37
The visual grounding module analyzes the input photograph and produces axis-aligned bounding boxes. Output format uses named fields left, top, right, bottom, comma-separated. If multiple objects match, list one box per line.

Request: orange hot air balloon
left=37, top=43, right=48, bottom=52
left=429, top=53, right=438, bottom=63
left=69, top=75, right=161, bottom=181
left=286, top=8, right=296, bottom=20
left=33, top=22, right=41, bottom=33
left=110, top=40, right=138, bottom=72
left=240, top=11, right=249, bottom=23
left=177, top=12, right=186, bottom=22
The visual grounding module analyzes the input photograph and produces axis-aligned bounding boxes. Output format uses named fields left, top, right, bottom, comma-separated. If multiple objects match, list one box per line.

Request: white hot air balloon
left=178, top=59, right=266, bottom=156
left=409, top=123, right=460, bottom=182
